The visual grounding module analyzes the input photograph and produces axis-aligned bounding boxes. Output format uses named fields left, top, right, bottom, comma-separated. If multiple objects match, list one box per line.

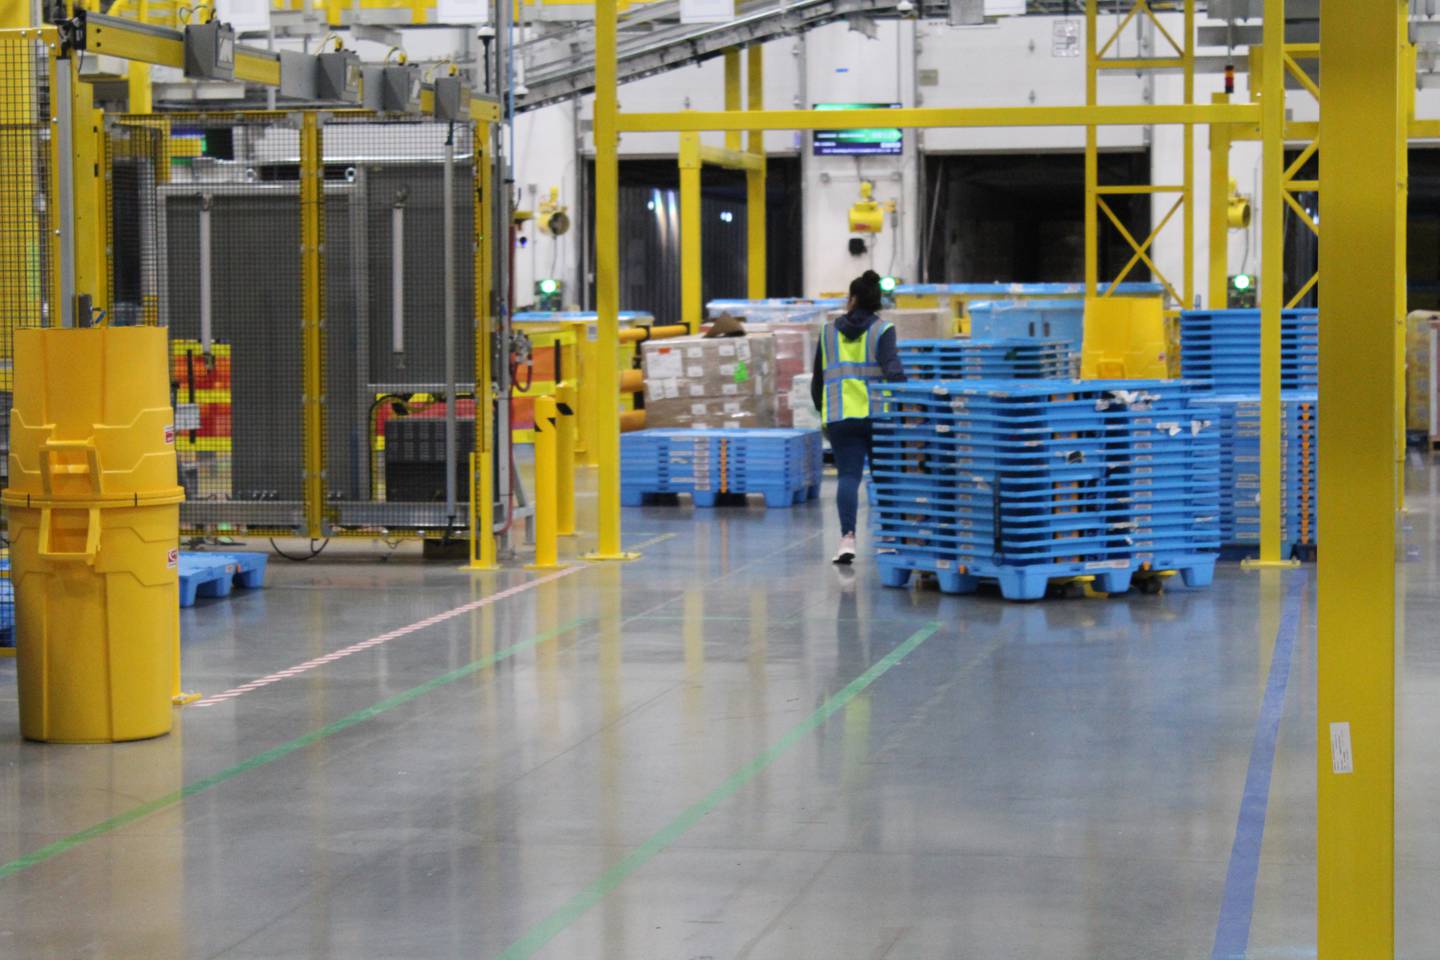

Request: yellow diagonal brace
left=1283, top=189, right=1320, bottom=236
left=1105, top=195, right=1183, bottom=290
left=1284, top=52, right=1322, bottom=102
left=1286, top=271, right=1319, bottom=309
left=1096, top=0, right=1144, bottom=60
left=1098, top=196, right=1182, bottom=302
left=1285, top=137, right=1319, bottom=182
left=1138, top=0, right=1186, bottom=58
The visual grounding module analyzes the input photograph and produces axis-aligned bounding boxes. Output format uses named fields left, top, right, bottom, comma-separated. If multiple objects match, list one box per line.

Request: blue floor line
left=1211, top=576, right=1307, bottom=960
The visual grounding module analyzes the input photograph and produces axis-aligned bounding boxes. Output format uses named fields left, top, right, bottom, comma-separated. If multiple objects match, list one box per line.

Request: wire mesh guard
left=108, top=115, right=479, bottom=537
left=0, top=35, right=53, bottom=644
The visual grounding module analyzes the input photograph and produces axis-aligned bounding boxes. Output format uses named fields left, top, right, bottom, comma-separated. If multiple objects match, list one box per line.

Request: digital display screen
left=813, top=103, right=903, bottom=157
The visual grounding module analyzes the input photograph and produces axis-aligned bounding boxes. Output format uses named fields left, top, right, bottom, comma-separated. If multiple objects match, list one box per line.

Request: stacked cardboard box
left=744, top=320, right=822, bottom=426
left=642, top=334, right=778, bottom=429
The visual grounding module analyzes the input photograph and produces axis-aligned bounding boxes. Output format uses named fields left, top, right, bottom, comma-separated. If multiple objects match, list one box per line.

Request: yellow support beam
left=1209, top=92, right=1232, bottom=309
left=299, top=112, right=326, bottom=538
left=70, top=58, right=107, bottom=317
left=1182, top=0, right=1194, bottom=309
left=1317, top=1, right=1403, bottom=955
left=585, top=0, right=634, bottom=562
left=679, top=131, right=703, bottom=333
left=723, top=48, right=741, bottom=153
left=746, top=43, right=766, bottom=300
left=470, top=119, right=497, bottom=570
left=1246, top=0, right=1296, bottom=569
left=616, top=102, right=1258, bottom=133
left=1084, top=0, right=1098, bottom=296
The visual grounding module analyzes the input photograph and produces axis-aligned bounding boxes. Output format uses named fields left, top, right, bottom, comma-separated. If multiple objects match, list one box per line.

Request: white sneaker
left=833, top=534, right=857, bottom=565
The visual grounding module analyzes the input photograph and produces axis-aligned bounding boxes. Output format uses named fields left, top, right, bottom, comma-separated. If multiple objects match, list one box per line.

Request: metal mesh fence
left=107, top=114, right=478, bottom=537
left=0, top=35, right=53, bottom=645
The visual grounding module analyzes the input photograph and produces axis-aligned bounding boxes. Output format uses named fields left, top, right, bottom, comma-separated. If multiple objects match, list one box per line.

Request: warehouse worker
left=811, top=270, right=906, bottom=565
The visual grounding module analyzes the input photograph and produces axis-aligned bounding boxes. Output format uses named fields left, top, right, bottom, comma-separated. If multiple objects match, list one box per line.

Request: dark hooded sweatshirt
left=810, top=309, right=907, bottom=415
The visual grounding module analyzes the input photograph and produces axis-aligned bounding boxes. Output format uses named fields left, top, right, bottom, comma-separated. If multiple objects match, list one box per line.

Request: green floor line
left=494, top=619, right=944, bottom=960
left=0, top=617, right=590, bottom=882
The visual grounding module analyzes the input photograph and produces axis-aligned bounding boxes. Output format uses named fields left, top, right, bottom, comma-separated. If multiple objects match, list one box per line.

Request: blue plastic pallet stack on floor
left=898, top=338, right=1072, bottom=380
left=178, top=551, right=270, bottom=608
left=1180, top=308, right=1319, bottom=391
left=622, top=428, right=823, bottom=507
left=1211, top=392, right=1318, bottom=555
left=619, top=430, right=720, bottom=503
left=868, top=379, right=1221, bottom=601
left=0, top=557, right=12, bottom=648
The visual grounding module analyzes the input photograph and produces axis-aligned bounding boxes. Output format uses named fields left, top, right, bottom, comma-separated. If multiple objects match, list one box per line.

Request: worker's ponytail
left=849, top=270, right=883, bottom=313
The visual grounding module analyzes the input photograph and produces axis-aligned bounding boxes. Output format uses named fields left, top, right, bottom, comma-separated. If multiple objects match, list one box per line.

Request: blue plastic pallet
left=179, top=551, right=269, bottom=608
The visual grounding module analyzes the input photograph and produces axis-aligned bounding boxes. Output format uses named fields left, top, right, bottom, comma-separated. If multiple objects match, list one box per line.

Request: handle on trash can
left=37, top=507, right=102, bottom=564
left=39, top=439, right=103, bottom=496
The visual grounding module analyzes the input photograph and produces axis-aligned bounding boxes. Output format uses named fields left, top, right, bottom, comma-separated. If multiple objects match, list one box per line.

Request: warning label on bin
left=164, top=424, right=175, bottom=445
left=167, top=548, right=178, bottom=568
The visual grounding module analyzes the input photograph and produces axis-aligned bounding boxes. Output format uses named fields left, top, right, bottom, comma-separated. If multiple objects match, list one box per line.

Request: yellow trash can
left=3, top=327, right=183, bottom=743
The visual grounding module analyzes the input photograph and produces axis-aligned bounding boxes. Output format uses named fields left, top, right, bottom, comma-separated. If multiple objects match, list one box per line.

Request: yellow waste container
left=2, top=327, right=183, bottom=743
left=1080, top=297, right=1172, bottom=380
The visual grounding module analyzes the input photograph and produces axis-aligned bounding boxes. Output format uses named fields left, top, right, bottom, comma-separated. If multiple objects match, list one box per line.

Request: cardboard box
left=642, top=334, right=778, bottom=429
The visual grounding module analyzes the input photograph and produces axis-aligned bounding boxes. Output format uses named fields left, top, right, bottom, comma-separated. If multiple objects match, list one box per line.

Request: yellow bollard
left=556, top=384, right=577, bottom=537
left=528, top=395, right=562, bottom=569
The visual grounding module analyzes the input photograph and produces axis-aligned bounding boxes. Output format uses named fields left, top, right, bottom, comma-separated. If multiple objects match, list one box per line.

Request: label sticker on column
left=164, top=424, right=175, bottom=445
left=1330, top=721, right=1354, bottom=774
left=167, top=548, right=179, bottom=569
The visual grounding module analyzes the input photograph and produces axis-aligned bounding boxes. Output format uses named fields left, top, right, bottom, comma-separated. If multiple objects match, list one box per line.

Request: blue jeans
left=826, top=418, right=872, bottom=536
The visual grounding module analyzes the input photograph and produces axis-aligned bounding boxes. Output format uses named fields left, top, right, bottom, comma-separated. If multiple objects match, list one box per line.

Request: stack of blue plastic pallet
left=898, top=338, right=1072, bottom=380
left=869, top=379, right=1220, bottom=601
left=620, top=430, right=720, bottom=503
left=1211, top=392, right=1317, bottom=555
left=1180, top=308, right=1319, bottom=391
left=622, top=428, right=822, bottom=507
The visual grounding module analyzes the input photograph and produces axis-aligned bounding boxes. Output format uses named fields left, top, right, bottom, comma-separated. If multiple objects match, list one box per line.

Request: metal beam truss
left=1084, top=0, right=1195, bottom=307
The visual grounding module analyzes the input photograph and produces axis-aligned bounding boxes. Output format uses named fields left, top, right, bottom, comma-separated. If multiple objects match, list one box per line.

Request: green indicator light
left=1231, top=274, right=1253, bottom=291
left=538, top=278, right=559, bottom=295
left=879, top=276, right=897, bottom=293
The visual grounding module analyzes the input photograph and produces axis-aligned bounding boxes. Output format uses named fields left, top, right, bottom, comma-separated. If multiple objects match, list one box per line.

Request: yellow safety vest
left=821, top=319, right=893, bottom=423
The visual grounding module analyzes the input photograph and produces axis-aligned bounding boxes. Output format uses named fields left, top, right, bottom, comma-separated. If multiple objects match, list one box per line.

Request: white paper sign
left=1330, top=722, right=1355, bottom=774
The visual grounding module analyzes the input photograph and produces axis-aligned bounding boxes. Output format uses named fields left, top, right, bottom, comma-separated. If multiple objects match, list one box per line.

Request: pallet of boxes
left=623, top=322, right=824, bottom=508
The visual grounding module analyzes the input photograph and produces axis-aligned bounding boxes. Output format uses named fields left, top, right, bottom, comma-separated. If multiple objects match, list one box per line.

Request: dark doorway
left=583, top=156, right=803, bottom=323
left=921, top=150, right=1153, bottom=285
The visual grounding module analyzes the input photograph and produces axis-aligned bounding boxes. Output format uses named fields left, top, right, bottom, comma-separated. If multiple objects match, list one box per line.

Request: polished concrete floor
left=2, top=459, right=1439, bottom=959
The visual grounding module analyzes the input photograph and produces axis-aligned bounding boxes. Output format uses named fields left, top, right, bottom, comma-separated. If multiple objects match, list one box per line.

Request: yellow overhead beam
left=85, top=13, right=283, bottom=85
left=1317, top=0, right=1403, bottom=955
left=616, top=102, right=1258, bottom=133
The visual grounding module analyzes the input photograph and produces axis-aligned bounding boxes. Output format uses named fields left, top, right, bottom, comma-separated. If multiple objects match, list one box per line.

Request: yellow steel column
left=1181, top=0, right=1195, bottom=308
left=299, top=111, right=326, bottom=539
left=471, top=119, right=497, bottom=569
left=70, top=60, right=106, bottom=317
left=723, top=48, right=741, bottom=153
left=1084, top=0, right=1098, bottom=296
left=679, top=131, right=702, bottom=332
left=127, top=62, right=151, bottom=114
left=1317, top=1, right=1403, bottom=954
left=1209, top=92, right=1232, bottom=309
left=1398, top=38, right=1414, bottom=505
left=586, top=0, right=635, bottom=561
left=1248, top=3, right=1297, bottom=568
left=746, top=44, right=766, bottom=300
